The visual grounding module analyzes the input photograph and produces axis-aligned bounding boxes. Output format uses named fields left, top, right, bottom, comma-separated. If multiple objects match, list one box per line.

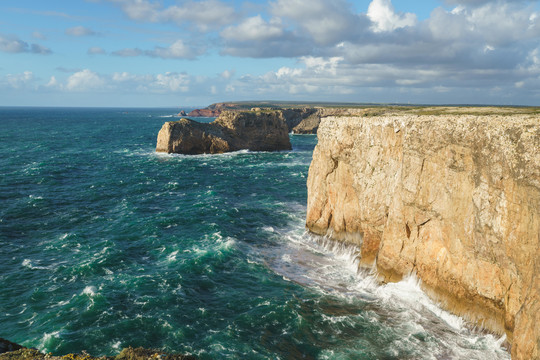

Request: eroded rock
left=156, top=110, right=292, bottom=154
left=306, top=113, right=540, bottom=360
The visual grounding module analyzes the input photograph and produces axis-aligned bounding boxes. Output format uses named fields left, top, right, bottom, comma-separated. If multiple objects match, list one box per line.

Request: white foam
left=262, top=224, right=510, bottom=359
left=22, top=259, right=51, bottom=270
left=82, top=285, right=98, bottom=297
left=167, top=250, right=179, bottom=262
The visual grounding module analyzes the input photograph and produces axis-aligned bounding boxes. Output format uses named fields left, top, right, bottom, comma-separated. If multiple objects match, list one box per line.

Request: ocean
left=0, top=107, right=510, bottom=359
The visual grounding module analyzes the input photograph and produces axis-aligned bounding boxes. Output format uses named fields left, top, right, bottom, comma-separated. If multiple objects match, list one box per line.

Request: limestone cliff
left=306, top=112, right=540, bottom=359
left=156, top=110, right=291, bottom=154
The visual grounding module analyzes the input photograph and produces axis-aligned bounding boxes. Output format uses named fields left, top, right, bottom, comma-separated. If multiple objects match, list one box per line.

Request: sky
left=0, top=0, right=539, bottom=107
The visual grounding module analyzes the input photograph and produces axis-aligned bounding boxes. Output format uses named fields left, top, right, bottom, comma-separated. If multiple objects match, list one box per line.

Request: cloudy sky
left=1, top=0, right=539, bottom=107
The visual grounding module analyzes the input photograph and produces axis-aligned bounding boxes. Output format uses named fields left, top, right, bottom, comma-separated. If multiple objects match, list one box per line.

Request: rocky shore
left=305, top=108, right=539, bottom=359
left=0, top=338, right=196, bottom=360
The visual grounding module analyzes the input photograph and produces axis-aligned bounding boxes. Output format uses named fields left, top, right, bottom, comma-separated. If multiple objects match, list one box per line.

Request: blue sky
left=1, top=0, right=539, bottom=107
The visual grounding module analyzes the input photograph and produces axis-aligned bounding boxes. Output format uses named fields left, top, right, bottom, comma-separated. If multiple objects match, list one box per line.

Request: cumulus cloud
left=220, top=15, right=311, bottom=57
left=221, top=15, right=284, bottom=42
left=270, top=0, right=368, bottom=45
left=66, top=69, right=106, bottom=91
left=0, top=33, right=51, bottom=54
left=367, top=0, right=417, bottom=32
left=1, top=71, right=36, bottom=89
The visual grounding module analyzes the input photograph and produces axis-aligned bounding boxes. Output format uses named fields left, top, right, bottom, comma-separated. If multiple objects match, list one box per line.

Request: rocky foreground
left=0, top=338, right=196, bottom=360
left=306, top=108, right=539, bottom=359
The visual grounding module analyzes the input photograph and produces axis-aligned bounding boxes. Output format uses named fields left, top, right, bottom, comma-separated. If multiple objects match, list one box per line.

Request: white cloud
left=65, top=26, right=97, bottom=37
left=66, top=69, right=105, bottom=91
left=149, top=40, right=198, bottom=59
left=110, top=0, right=160, bottom=21
left=2, top=71, right=35, bottom=89
left=367, top=0, right=417, bottom=32
left=221, top=15, right=284, bottom=41
left=270, top=0, right=367, bottom=45
left=108, top=0, right=236, bottom=31
left=220, top=70, right=234, bottom=80
left=46, top=76, right=59, bottom=88
left=110, top=71, right=191, bottom=93
left=161, top=0, right=236, bottom=31
left=153, top=72, right=190, bottom=92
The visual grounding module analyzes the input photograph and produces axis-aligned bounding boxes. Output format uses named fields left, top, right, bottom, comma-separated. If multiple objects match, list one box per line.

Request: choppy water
left=0, top=107, right=509, bottom=359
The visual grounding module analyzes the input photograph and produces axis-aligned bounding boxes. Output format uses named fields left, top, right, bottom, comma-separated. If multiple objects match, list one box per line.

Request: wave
left=255, top=222, right=510, bottom=359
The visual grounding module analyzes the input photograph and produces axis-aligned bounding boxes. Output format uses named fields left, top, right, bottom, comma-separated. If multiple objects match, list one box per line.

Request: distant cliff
left=183, top=105, right=371, bottom=134
left=306, top=111, right=539, bottom=359
left=156, top=110, right=291, bottom=154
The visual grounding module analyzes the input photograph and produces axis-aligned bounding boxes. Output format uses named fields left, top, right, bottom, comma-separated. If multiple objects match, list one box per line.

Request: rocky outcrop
left=0, top=339, right=196, bottom=359
left=306, top=113, right=540, bottom=360
left=156, top=110, right=291, bottom=154
left=186, top=109, right=222, bottom=117
left=176, top=110, right=187, bottom=117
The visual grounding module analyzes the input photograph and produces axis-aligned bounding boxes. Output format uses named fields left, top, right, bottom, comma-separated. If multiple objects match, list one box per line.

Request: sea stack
left=156, top=110, right=292, bottom=154
left=306, top=110, right=540, bottom=360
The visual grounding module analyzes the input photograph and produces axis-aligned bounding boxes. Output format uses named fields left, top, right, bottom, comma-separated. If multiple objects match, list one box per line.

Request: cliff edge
left=156, top=110, right=291, bottom=154
left=306, top=113, right=539, bottom=359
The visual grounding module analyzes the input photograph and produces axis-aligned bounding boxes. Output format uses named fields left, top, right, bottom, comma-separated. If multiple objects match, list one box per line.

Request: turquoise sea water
left=0, top=108, right=510, bottom=359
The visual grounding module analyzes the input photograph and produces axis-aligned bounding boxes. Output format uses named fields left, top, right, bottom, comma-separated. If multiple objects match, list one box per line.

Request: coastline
left=306, top=110, right=539, bottom=359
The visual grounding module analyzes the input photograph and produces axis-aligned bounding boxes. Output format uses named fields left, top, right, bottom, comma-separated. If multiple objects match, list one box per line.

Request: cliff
left=306, top=112, right=539, bottom=359
left=156, top=110, right=291, bottom=154
left=183, top=104, right=376, bottom=134
left=186, top=109, right=221, bottom=117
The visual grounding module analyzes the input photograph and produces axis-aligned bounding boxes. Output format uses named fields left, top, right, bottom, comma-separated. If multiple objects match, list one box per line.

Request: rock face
left=306, top=114, right=540, bottom=360
left=156, top=110, right=292, bottom=154
left=288, top=108, right=379, bottom=134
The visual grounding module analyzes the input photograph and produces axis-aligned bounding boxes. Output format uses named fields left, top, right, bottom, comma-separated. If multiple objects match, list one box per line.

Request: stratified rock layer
left=306, top=114, right=540, bottom=360
left=156, top=110, right=291, bottom=154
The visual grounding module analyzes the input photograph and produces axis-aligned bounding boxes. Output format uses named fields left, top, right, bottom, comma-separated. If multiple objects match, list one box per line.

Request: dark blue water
left=0, top=108, right=509, bottom=359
